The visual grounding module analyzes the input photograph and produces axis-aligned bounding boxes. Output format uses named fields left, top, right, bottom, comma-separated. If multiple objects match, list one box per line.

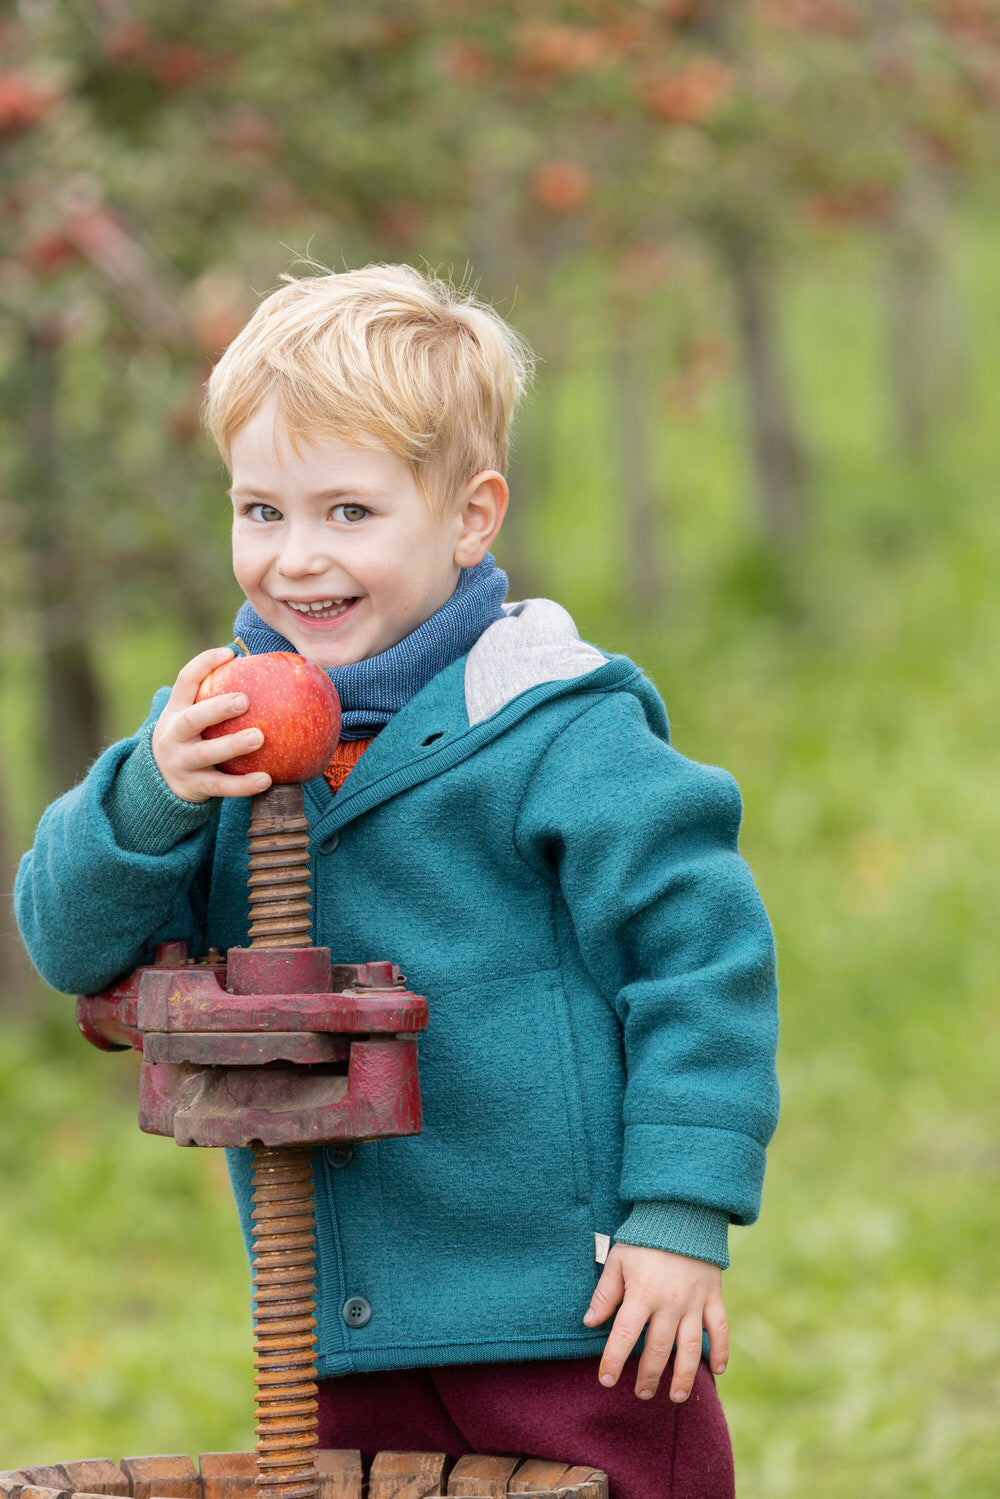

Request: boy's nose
left=275, top=526, right=333, bottom=577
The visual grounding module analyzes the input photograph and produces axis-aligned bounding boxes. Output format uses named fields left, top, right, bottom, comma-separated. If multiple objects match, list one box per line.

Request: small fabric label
left=594, top=1232, right=611, bottom=1264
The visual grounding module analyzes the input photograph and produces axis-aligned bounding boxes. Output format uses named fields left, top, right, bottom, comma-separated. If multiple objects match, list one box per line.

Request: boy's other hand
left=151, top=647, right=273, bottom=803
left=582, top=1243, right=728, bottom=1404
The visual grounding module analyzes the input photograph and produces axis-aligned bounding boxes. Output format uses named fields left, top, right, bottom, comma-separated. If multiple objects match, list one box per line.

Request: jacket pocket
left=378, top=970, right=593, bottom=1225
left=544, top=974, right=592, bottom=1206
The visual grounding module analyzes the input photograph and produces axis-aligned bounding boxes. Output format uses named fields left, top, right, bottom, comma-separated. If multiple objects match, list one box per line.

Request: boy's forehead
left=228, top=416, right=465, bottom=520
left=231, top=402, right=396, bottom=477
left=229, top=397, right=461, bottom=512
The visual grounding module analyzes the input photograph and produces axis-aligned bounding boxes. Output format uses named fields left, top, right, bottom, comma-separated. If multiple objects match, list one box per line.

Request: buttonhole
left=421, top=732, right=444, bottom=746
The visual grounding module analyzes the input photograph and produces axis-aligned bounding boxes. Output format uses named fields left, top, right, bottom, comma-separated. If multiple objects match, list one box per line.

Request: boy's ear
left=452, top=471, right=509, bottom=568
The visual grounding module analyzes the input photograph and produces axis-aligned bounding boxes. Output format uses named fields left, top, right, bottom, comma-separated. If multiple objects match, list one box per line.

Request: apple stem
left=233, top=635, right=250, bottom=656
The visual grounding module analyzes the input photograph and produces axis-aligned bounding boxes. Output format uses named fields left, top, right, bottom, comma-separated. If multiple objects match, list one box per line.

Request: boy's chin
left=277, top=603, right=433, bottom=668
left=292, top=636, right=390, bottom=670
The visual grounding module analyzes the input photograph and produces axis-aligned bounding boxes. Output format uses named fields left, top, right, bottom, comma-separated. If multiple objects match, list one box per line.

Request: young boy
left=16, top=265, right=779, bottom=1499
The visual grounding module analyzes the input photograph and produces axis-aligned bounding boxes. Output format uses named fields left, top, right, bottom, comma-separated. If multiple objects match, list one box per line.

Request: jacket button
left=325, top=1144, right=354, bottom=1169
left=342, top=1295, right=372, bottom=1328
left=319, top=831, right=340, bottom=853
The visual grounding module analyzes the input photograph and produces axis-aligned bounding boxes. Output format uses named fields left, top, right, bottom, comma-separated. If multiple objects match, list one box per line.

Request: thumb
left=583, top=1251, right=625, bottom=1327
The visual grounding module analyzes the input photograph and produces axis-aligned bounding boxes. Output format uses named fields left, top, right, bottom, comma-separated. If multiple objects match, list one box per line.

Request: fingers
left=606, top=1300, right=714, bottom=1405
left=166, top=647, right=249, bottom=737
left=584, top=1256, right=646, bottom=1391
left=154, top=723, right=271, bottom=802
left=179, top=766, right=272, bottom=802
left=185, top=691, right=252, bottom=733
left=163, top=722, right=270, bottom=796
left=185, top=725, right=263, bottom=771
left=585, top=1244, right=728, bottom=1404
left=598, top=1296, right=651, bottom=1390
left=633, top=1309, right=679, bottom=1400
left=583, top=1256, right=624, bottom=1330
left=665, top=1315, right=707, bottom=1404
left=589, top=1256, right=651, bottom=1390
left=152, top=647, right=272, bottom=803
left=168, top=646, right=236, bottom=704
left=636, top=1287, right=729, bottom=1403
left=704, top=1290, right=730, bottom=1378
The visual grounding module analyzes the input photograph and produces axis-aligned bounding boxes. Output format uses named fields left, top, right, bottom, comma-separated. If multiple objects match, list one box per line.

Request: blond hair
left=204, top=263, right=534, bottom=514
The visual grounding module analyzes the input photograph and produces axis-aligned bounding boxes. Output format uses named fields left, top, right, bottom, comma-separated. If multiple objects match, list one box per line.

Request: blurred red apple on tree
left=20, top=230, right=82, bottom=277
left=642, top=58, right=735, bottom=125
left=531, top=160, right=592, bottom=213
left=196, top=650, right=341, bottom=782
left=0, top=70, right=58, bottom=136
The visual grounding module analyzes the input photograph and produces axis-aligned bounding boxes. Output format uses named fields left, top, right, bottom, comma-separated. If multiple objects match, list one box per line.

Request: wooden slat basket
left=0, top=1451, right=608, bottom=1499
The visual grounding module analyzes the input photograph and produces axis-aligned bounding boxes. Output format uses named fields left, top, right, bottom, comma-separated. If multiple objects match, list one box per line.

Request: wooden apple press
left=76, top=772, right=428, bottom=1499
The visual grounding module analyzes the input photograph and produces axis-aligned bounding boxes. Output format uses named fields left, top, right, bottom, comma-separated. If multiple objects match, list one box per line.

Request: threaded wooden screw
left=246, top=781, right=319, bottom=1499
left=251, top=1146, right=319, bottom=1499
left=247, top=784, right=312, bottom=948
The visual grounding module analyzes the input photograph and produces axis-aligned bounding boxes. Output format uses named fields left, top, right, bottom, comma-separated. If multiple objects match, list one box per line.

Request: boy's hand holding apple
left=152, top=647, right=269, bottom=803
left=151, top=645, right=341, bottom=803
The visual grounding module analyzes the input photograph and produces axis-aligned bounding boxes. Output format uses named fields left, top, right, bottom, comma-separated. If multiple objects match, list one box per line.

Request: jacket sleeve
left=512, top=689, right=779, bottom=1234
left=14, top=689, right=221, bottom=996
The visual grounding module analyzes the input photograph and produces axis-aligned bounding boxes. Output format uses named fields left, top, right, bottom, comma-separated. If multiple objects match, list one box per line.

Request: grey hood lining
left=464, top=598, right=607, bottom=726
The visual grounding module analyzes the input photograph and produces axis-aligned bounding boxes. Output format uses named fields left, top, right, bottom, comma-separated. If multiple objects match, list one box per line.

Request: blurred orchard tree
left=0, top=0, right=996, bottom=804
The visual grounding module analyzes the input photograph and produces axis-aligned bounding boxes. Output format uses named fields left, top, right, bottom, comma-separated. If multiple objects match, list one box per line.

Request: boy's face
left=229, top=399, right=471, bottom=669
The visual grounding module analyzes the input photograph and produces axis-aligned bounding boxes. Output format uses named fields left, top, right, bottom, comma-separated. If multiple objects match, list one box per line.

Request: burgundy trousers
left=315, top=1356, right=734, bottom=1499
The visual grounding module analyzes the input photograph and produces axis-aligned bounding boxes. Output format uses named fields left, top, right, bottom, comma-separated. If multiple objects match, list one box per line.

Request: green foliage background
left=2, top=7, right=999, bottom=1497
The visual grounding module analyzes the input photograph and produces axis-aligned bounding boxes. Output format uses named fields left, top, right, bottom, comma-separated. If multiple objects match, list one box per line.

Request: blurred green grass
left=2, top=224, right=999, bottom=1495
left=0, top=1018, right=253, bottom=1462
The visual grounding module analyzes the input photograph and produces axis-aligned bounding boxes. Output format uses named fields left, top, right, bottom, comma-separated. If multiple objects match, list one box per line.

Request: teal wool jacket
left=16, top=602, right=779, bottom=1377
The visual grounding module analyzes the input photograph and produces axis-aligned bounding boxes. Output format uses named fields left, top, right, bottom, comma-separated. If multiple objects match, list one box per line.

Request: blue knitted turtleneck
left=233, top=554, right=508, bottom=740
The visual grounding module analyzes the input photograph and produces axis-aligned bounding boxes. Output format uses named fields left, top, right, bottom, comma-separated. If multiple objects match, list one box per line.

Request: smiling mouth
left=283, top=598, right=359, bottom=620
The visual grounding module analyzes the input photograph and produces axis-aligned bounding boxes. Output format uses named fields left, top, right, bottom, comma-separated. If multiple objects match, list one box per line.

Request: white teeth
left=286, top=598, right=353, bottom=616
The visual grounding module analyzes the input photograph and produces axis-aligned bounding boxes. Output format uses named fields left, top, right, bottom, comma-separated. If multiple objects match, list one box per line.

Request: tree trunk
left=884, top=171, right=965, bottom=459
left=0, top=765, right=36, bottom=1015
left=726, top=238, right=809, bottom=544
left=19, top=329, right=107, bottom=797
left=466, top=148, right=549, bottom=601
left=501, top=411, right=545, bottom=602
left=610, top=290, right=668, bottom=616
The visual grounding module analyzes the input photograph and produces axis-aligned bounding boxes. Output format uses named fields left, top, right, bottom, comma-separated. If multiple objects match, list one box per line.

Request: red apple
left=196, top=650, right=341, bottom=782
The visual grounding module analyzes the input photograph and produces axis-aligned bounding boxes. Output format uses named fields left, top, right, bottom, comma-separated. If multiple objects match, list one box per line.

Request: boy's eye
left=248, top=503, right=282, bottom=522
left=335, top=503, right=369, bottom=523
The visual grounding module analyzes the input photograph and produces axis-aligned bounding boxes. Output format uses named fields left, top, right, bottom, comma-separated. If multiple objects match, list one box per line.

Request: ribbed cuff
left=102, top=722, right=218, bottom=854
left=615, top=1201, right=730, bottom=1269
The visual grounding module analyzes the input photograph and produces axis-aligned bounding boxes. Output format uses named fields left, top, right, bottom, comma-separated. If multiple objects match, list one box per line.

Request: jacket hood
left=465, top=598, right=609, bottom=724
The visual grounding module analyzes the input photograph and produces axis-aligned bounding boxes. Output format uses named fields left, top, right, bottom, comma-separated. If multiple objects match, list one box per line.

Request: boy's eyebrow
left=227, top=485, right=388, bottom=501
